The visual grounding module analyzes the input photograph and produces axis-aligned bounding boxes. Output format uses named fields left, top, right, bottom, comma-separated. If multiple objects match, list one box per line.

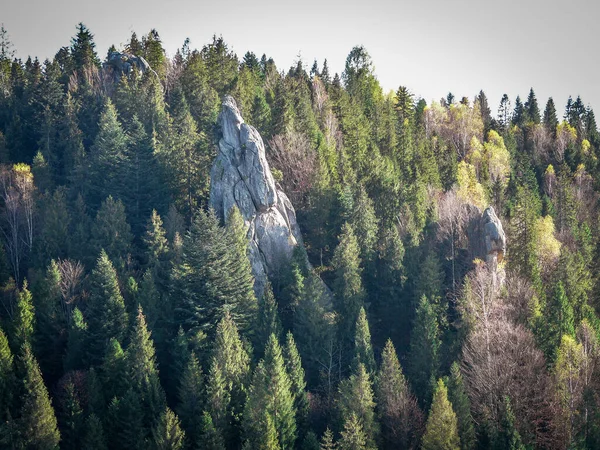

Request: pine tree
left=337, top=363, right=378, bottom=447
left=144, top=209, right=170, bottom=290
left=256, top=282, right=283, bottom=356
left=446, top=362, right=475, bottom=450
left=177, top=352, right=204, bottom=447
left=283, top=332, right=309, bottom=438
left=545, top=281, right=575, bottom=359
left=351, top=186, right=379, bottom=286
left=152, top=407, right=185, bottom=450
left=408, top=296, right=440, bottom=405
left=512, top=96, right=525, bottom=127
left=243, top=409, right=281, bottom=450
left=107, top=389, right=145, bottom=450
left=332, top=223, right=365, bottom=341
left=12, top=280, right=35, bottom=351
left=16, top=343, right=61, bottom=450
left=81, top=413, right=107, bottom=450
left=338, top=413, right=374, bottom=450
left=353, top=307, right=375, bottom=374
left=421, top=379, right=460, bottom=450
left=244, top=334, right=297, bottom=449
left=101, top=337, right=129, bottom=402
left=85, top=250, right=128, bottom=366
left=376, top=339, right=423, bottom=449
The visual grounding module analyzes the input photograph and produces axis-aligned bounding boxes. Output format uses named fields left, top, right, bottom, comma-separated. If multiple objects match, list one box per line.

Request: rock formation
left=104, top=51, right=155, bottom=80
left=209, top=96, right=303, bottom=297
left=468, top=205, right=506, bottom=267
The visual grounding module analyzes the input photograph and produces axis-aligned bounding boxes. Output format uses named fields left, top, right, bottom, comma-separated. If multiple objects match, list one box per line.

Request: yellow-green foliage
left=457, top=161, right=487, bottom=210
left=483, top=130, right=510, bottom=185
left=422, top=379, right=460, bottom=450
left=535, top=215, right=561, bottom=265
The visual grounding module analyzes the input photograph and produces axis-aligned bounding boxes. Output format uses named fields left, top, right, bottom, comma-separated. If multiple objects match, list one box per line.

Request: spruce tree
left=126, top=305, right=166, bottom=430
left=86, top=99, right=127, bottom=207
left=408, top=295, right=440, bottom=405
left=244, top=334, right=297, bottom=449
left=256, top=282, right=283, bottom=356
left=12, top=280, right=35, bottom=352
left=205, top=360, right=229, bottom=446
left=64, top=307, right=86, bottom=371
left=90, top=196, right=133, bottom=270
left=376, top=339, right=422, bottom=449
left=172, top=208, right=256, bottom=338
left=177, top=352, right=204, bottom=447
left=200, top=410, right=226, bottom=450
left=421, top=379, right=460, bottom=450
left=16, top=343, right=61, bottom=450
left=0, top=327, right=14, bottom=420
left=446, top=362, right=475, bottom=450
left=332, top=223, right=365, bottom=342
left=351, top=186, right=379, bottom=286
left=70, top=23, right=100, bottom=72
left=337, top=363, right=378, bottom=447
left=81, top=413, right=107, bottom=450
left=85, top=250, right=128, bottom=366
left=337, top=412, right=374, bottom=450
left=283, top=332, right=309, bottom=438
left=152, top=407, right=185, bottom=450
left=353, top=307, right=375, bottom=374
left=494, top=397, right=525, bottom=450
left=524, top=88, right=541, bottom=124
left=543, top=97, right=558, bottom=135
left=56, top=380, right=83, bottom=450
left=320, top=428, right=336, bottom=450
left=107, top=389, right=145, bottom=450
left=545, top=281, right=575, bottom=359
left=101, top=338, right=129, bottom=403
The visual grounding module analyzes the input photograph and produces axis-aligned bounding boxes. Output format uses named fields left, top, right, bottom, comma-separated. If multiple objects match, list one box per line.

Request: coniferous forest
left=0, top=22, right=599, bottom=450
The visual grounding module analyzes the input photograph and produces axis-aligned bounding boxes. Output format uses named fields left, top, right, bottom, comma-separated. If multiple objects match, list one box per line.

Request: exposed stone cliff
left=209, top=96, right=303, bottom=296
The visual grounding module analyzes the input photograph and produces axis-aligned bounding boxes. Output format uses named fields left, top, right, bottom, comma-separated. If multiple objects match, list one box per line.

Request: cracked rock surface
left=210, top=96, right=303, bottom=297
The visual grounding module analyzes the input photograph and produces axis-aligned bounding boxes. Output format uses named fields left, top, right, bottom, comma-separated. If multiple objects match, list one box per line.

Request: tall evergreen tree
left=408, top=296, right=440, bottom=405
left=337, top=412, right=374, bottom=450
left=16, top=343, right=61, bottom=450
left=337, top=363, right=378, bottom=447
left=244, top=334, right=296, bottom=449
left=12, top=281, right=35, bottom=352
left=332, top=223, right=366, bottom=342
left=81, top=413, right=107, bottom=450
left=446, top=362, right=475, bottom=450
left=85, top=250, right=128, bottom=366
left=177, top=352, right=204, bottom=448
left=90, top=196, right=133, bottom=269
left=421, top=379, right=460, bottom=450
left=255, top=283, right=283, bottom=356
left=152, top=407, right=185, bottom=450
left=70, top=23, right=100, bottom=72
left=543, top=97, right=558, bottom=135
left=376, top=339, right=422, bottom=450
left=0, top=327, right=14, bottom=420
left=283, top=332, right=309, bottom=438
left=524, top=88, right=541, bottom=124
left=353, top=307, right=375, bottom=374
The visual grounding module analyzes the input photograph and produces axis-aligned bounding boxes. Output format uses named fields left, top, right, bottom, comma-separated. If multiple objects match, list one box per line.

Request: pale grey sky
left=2, top=0, right=599, bottom=115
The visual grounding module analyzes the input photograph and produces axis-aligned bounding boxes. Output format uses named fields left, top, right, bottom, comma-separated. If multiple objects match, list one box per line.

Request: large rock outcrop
left=468, top=205, right=506, bottom=267
left=210, top=96, right=303, bottom=296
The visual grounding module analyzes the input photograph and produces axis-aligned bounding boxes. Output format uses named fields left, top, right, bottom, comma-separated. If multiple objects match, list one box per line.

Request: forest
left=0, top=21, right=599, bottom=450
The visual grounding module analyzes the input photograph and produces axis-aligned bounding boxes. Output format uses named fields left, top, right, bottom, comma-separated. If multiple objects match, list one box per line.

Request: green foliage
left=421, top=379, right=460, bottom=450
left=16, top=343, right=61, bottom=450
left=353, top=307, right=375, bottom=374
left=446, top=362, right=475, bottom=450
left=283, top=332, right=309, bottom=438
left=177, top=352, right=204, bottom=447
left=85, top=250, right=128, bottom=366
left=152, top=407, right=185, bottom=450
left=12, top=281, right=35, bottom=351
left=408, top=296, right=440, bottom=405
left=255, top=282, right=283, bottom=356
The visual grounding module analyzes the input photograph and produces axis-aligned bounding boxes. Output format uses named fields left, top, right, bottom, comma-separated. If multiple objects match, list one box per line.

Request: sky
left=2, top=0, right=599, bottom=115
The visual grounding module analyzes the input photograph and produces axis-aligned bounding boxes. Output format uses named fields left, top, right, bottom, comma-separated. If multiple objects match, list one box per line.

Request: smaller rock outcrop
left=468, top=205, right=506, bottom=267
left=210, top=96, right=303, bottom=296
left=104, top=51, right=154, bottom=80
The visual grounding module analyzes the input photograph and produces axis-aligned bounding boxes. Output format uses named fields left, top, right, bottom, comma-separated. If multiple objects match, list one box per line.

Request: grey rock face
left=104, top=51, right=154, bottom=80
left=468, top=205, right=506, bottom=267
left=210, top=96, right=303, bottom=296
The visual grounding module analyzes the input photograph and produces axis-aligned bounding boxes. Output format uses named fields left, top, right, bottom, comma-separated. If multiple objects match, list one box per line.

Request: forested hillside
left=0, top=22, right=599, bottom=449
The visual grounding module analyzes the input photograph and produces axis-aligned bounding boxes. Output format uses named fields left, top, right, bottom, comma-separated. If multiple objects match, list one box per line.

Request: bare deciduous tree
left=57, top=258, right=85, bottom=323
left=268, top=131, right=318, bottom=208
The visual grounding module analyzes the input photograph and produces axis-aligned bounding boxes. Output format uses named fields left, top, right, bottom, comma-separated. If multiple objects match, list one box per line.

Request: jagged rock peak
left=481, top=206, right=506, bottom=264
left=210, top=96, right=303, bottom=297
